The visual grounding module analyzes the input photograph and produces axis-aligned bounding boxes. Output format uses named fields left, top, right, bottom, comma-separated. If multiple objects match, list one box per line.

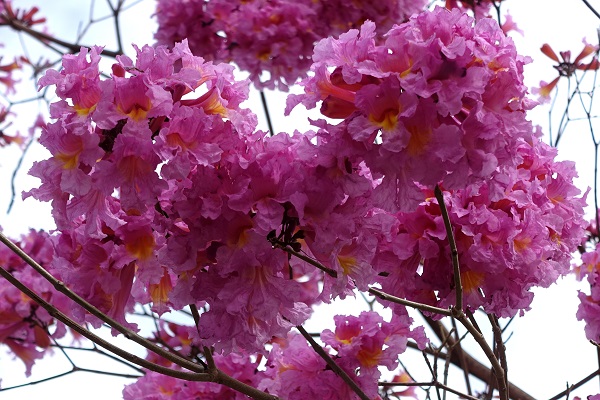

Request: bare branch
left=369, top=287, right=452, bottom=317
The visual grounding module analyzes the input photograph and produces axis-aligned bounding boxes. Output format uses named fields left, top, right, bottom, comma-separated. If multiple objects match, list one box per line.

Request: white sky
left=1, top=0, right=600, bottom=399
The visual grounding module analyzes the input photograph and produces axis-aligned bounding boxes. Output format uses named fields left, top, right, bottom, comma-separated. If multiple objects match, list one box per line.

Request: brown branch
left=379, top=379, right=481, bottom=400
left=434, top=185, right=462, bottom=311
left=548, top=368, right=600, bottom=400
left=453, top=310, right=507, bottom=400
left=581, top=0, right=600, bottom=20
left=0, top=239, right=279, bottom=400
left=450, top=317, right=472, bottom=395
left=434, top=186, right=507, bottom=399
left=489, top=314, right=509, bottom=398
left=368, top=287, right=452, bottom=316
left=0, top=263, right=208, bottom=381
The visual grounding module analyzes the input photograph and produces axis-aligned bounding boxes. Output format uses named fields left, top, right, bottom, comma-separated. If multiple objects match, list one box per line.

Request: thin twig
left=489, top=314, right=509, bottom=399
left=453, top=311, right=507, bottom=400
left=434, top=185, right=462, bottom=311
left=0, top=262, right=278, bottom=399
left=260, top=91, right=275, bottom=136
left=0, top=264, right=208, bottom=380
left=582, top=0, right=600, bottom=20
left=368, top=287, right=452, bottom=317
left=379, top=380, right=480, bottom=400
left=1, top=15, right=121, bottom=58
left=547, top=368, right=600, bottom=400
left=450, top=317, right=472, bottom=396
left=7, top=134, right=34, bottom=213
left=0, top=370, right=74, bottom=391
left=406, top=340, right=534, bottom=400
left=434, top=186, right=505, bottom=398
left=273, top=243, right=338, bottom=278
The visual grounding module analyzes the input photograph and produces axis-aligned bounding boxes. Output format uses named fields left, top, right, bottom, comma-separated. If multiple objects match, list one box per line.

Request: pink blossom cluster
left=319, top=311, right=426, bottom=398
left=574, top=246, right=600, bottom=342
left=372, top=136, right=587, bottom=317
left=288, top=7, right=537, bottom=212
left=124, top=323, right=260, bottom=399
left=26, top=7, right=588, bottom=364
left=260, top=312, right=425, bottom=399
left=153, top=0, right=427, bottom=89
left=27, top=39, right=412, bottom=354
left=0, top=229, right=71, bottom=376
left=123, top=311, right=425, bottom=399
left=288, top=7, right=587, bottom=316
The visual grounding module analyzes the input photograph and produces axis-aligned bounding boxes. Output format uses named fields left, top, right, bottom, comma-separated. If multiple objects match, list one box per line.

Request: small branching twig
left=271, top=242, right=338, bottom=278
left=369, top=287, right=452, bottom=317
left=548, top=368, right=600, bottom=400
left=582, top=0, right=600, bottom=20
left=488, top=314, right=509, bottom=398
left=1, top=15, right=121, bottom=58
left=260, top=91, right=275, bottom=136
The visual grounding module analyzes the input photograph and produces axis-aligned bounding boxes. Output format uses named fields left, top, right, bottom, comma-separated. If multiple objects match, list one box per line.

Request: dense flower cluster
left=320, top=311, right=426, bottom=398
left=288, top=7, right=587, bottom=316
left=22, top=6, right=592, bottom=398
left=123, top=312, right=425, bottom=399
left=375, top=136, right=586, bottom=317
left=0, top=229, right=70, bottom=376
left=288, top=7, right=536, bottom=212
left=27, top=40, right=416, bottom=355
left=154, top=0, right=427, bottom=89
left=574, top=246, right=600, bottom=342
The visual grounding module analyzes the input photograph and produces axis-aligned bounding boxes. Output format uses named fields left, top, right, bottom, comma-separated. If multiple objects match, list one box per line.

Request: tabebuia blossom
left=123, top=314, right=424, bottom=399
left=0, top=229, right=71, bottom=376
left=320, top=311, right=426, bottom=398
left=124, top=353, right=261, bottom=399
left=370, top=135, right=587, bottom=317
left=574, top=247, right=600, bottom=342
left=154, top=0, right=427, bottom=89
left=288, top=7, right=537, bottom=212
left=25, top=10, right=587, bottom=398
left=27, top=38, right=406, bottom=354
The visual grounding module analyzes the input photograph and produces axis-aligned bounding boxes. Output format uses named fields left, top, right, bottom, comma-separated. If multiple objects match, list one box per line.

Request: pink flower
left=290, top=8, right=535, bottom=211
left=535, top=41, right=599, bottom=101
left=259, top=333, right=358, bottom=399
left=154, top=0, right=426, bottom=89
left=321, top=311, right=426, bottom=394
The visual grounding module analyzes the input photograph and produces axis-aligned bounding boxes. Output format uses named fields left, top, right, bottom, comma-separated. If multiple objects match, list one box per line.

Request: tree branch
left=368, top=287, right=452, bottom=317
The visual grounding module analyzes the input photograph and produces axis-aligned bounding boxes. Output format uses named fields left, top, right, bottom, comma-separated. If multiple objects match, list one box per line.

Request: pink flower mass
left=154, top=0, right=427, bottom=89
left=3, top=4, right=591, bottom=399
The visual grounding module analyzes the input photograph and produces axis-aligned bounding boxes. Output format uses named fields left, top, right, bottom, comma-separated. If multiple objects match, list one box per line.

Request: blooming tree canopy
left=1, top=1, right=600, bottom=399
